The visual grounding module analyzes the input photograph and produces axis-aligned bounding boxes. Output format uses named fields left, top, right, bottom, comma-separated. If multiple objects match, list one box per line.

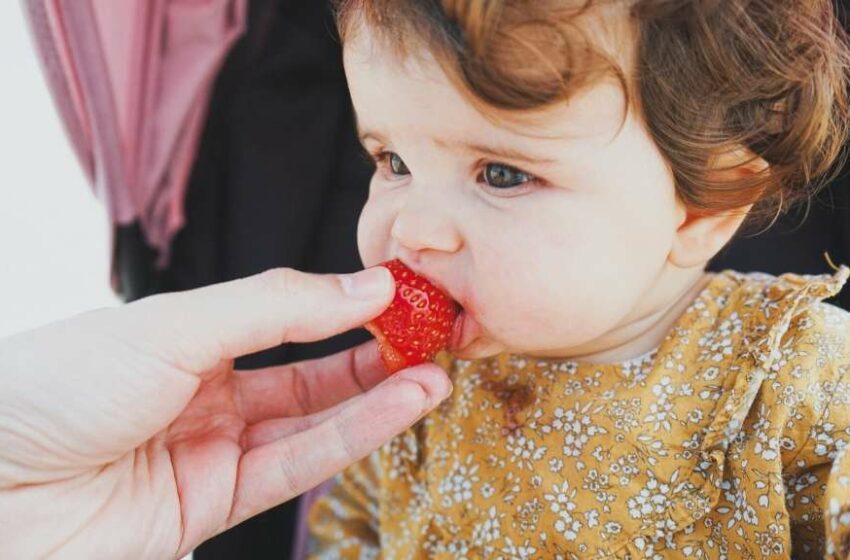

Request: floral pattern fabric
left=309, top=269, right=850, bottom=559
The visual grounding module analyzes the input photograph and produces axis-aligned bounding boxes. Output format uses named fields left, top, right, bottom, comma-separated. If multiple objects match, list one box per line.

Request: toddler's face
left=345, top=28, right=691, bottom=360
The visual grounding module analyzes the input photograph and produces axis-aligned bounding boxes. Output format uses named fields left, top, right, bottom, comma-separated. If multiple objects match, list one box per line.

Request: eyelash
left=368, top=150, right=546, bottom=195
left=368, top=151, right=394, bottom=171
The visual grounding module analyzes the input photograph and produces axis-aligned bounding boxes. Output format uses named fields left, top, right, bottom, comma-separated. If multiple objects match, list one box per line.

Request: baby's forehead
left=343, top=13, right=633, bottom=143
left=341, top=0, right=636, bottom=109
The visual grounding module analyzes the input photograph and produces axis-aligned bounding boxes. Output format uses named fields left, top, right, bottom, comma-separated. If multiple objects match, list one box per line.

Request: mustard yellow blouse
left=309, top=269, right=850, bottom=559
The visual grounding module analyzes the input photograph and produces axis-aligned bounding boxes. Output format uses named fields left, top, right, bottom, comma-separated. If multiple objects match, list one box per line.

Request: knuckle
left=254, top=267, right=303, bottom=343
left=256, top=268, right=297, bottom=295
left=330, top=415, right=360, bottom=463
left=274, top=443, right=302, bottom=498
left=289, top=365, right=313, bottom=415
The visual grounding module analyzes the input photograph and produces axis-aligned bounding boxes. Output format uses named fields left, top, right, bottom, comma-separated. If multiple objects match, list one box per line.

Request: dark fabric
left=115, top=0, right=373, bottom=557
left=709, top=173, right=850, bottom=310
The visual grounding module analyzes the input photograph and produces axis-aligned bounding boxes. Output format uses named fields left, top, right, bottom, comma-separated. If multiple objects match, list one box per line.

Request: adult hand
left=0, top=268, right=452, bottom=558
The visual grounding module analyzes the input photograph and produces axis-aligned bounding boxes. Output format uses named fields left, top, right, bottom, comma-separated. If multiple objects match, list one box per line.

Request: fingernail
left=432, top=378, right=454, bottom=407
left=398, top=365, right=453, bottom=409
left=340, top=267, right=393, bottom=299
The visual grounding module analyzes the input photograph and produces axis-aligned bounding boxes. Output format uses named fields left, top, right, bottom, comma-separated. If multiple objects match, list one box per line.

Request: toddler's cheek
left=472, top=293, right=549, bottom=348
left=357, top=200, right=391, bottom=267
left=479, top=276, right=612, bottom=351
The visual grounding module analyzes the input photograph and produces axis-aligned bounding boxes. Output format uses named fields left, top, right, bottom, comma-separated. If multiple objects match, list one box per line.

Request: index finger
left=119, top=267, right=394, bottom=375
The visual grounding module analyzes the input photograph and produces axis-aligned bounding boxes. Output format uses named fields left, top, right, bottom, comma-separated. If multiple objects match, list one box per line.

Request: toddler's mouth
left=391, top=257, right=478, bottom=354
left=448, top=308, right=483, bottom=354
left=364, top=259, right=460, bottom=373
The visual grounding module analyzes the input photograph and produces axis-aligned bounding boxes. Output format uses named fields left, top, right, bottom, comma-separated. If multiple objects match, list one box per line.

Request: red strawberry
left=365, top=259, right=459, bottom=374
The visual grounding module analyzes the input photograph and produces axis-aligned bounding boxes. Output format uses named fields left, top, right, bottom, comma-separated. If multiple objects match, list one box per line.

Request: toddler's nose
left=390, top=190, right=463, bottom=255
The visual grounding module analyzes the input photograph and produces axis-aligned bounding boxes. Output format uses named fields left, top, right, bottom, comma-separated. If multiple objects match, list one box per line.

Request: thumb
left=122, top=267, right=394, bottom=374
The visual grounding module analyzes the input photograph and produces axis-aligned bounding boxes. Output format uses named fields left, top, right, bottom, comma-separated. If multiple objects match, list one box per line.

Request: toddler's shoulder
left=722, top=269, right=850, bottom=466
left=668, top=267, right=850, bottom=453
left=712, top=266, right=850, bottom=370
left=745, top=268, right=850, bottom=385
left=768, top=296, right=850, bottom=430
left=716, top=266, right=850, bottom=398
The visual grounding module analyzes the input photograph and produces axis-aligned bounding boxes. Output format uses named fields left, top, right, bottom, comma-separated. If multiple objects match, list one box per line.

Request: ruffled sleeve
left=826, top=442, right=850, bottom=559
left=782, top=302, right=850, bottom=559
left=655, top=266, right=850, bottom=559
left=770, top=270, right=850, bottom=559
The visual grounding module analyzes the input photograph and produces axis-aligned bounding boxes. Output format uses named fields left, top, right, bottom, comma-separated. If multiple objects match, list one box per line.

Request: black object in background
left=709, top=176, right=850, bottom=310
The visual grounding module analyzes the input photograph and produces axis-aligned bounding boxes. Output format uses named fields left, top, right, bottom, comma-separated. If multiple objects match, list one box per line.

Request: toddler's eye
left=483, top=163, right=534, bottom=189
left=389, top=152, right=410, bottom=176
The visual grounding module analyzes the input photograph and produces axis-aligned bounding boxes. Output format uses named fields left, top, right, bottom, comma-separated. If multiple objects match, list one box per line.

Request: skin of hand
left=0, top=267, right=452, bottom=559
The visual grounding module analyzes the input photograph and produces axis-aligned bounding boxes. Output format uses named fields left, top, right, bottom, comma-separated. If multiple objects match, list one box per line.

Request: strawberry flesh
left=365, top=259, right=459, bottom=374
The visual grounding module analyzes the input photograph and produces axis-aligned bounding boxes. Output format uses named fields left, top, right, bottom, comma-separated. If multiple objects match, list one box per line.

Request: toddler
left=309, top=0, right=850, bottom=557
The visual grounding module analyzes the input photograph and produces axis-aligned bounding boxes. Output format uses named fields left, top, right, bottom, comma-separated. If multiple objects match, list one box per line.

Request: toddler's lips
left=449, top=309, right=482, bottom=353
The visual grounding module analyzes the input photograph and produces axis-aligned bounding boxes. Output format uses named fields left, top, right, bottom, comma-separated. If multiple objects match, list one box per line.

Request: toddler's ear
left=669, top=149, right=768, bottom=268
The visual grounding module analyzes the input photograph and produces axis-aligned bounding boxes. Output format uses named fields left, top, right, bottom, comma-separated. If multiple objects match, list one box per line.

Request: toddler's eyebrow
left=455, top=141, right=558, bottom=166
left=359, top=128, right=557, bottom=166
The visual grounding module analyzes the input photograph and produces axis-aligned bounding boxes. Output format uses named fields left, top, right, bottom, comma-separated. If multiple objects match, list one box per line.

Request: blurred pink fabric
left=22, top=0, right=247, bottom=274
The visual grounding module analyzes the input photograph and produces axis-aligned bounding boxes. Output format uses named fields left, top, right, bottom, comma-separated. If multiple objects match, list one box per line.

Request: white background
left=0, top=1, right=118, bottom=338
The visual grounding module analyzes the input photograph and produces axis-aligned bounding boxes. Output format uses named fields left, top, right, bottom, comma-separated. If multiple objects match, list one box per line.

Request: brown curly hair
left=336, top=0, right=850, bottom=223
